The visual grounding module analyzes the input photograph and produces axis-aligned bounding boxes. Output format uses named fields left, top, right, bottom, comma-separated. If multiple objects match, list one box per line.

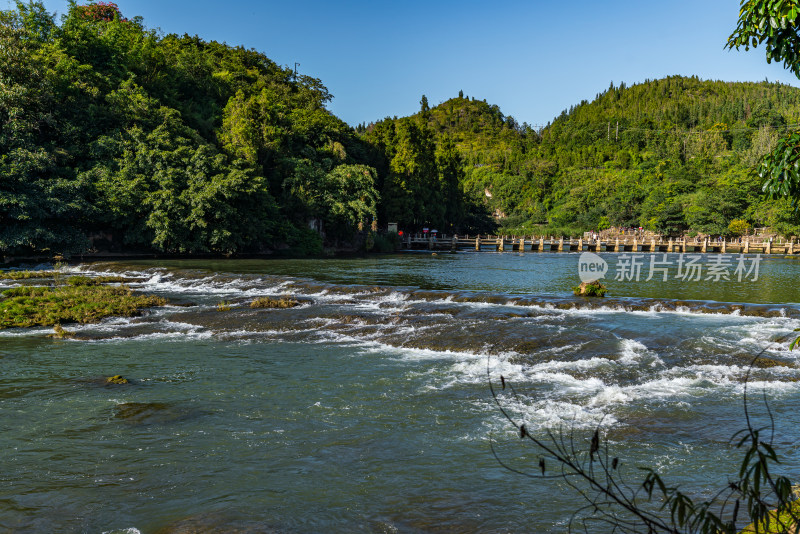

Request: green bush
left=728, top=218, right=751, bottom=236
left=283, top=224, right=323, bottom=256
left=572, top=280, right=607, bottom=297
left=371, top=232, right=400, bottom=253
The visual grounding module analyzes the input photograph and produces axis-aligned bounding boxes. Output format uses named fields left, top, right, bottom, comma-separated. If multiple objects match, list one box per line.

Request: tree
left=420, top=94, right=430, bottom=123
left=283, top=161, right=379, bottom=240
left=0, top=20, right=92, bottom=254
left=727, top=1, right=800, bottom=204
left=727, top=1, right=800, bottom=74
left=72, top=1, right=126, bottom=22
left=0, top=1, right=382, bottom=255
left=728, top=218, right=752, bottom=236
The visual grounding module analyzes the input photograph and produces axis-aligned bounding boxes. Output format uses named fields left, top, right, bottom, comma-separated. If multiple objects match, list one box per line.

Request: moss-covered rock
left=0, top=284, right=167, bottom=328
left=573, top=280, right=608, bottom=297
left=250, top=296, right=300, bottom=309
left=751, top=356, right=792, bottom=369
left=0, top=270, right=55, bottom=280
left=49, top=324, right=75, bottom=339
left=105, top=375, right=129, bottom=385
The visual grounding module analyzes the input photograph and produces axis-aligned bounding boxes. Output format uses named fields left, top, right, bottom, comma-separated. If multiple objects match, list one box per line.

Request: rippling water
left=2, top=252, right=800, bottom=532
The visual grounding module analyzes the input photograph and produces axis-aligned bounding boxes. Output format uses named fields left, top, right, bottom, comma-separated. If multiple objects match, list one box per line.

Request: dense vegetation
left=0, top=1, right=379, bottom=257
left=4, top=1, right=800, bottom=260
left=371, top=78, right=800, bottom=238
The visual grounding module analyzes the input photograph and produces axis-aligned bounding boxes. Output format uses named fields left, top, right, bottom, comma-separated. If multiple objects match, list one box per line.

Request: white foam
left=0, top=327, right=52, bottom=337
left=529, top=356, right=615, bottom=373
left=618, top=338, right=664, bottom=367
left=80, top=330, right=214, bottom=343
left=489, top=394, right=619, bottom=430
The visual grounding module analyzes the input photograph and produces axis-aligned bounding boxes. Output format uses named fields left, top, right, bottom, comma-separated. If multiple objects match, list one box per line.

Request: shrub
left=728, top=219, right=752, bottom=236
left=371, top=232, right=400, bottom=253
left=283, top=224, right=323, bottom=256
left=572, top=280, right=607, bottom=297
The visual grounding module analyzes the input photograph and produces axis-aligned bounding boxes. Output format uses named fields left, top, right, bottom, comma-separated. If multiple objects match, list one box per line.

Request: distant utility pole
left=294, top=62, right=300, bottom=80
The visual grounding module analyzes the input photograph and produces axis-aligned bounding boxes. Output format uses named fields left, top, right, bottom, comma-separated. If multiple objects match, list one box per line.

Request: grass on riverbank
left=0, top=284, right=167, bottom=328
left=0, top=270, right=56, bottom=280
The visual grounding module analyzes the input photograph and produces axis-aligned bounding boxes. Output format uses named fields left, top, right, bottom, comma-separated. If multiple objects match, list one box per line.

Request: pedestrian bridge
left=402, top=235, right=797, bottom=255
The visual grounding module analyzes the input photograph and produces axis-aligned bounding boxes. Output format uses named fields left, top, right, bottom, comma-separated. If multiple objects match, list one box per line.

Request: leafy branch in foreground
left=728, top=1, right=800, bottom=223
left=488, top=347, right=800, bottom=533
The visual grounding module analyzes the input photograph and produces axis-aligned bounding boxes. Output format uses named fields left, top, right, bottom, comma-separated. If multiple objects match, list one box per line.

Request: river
left=1, top=251, right=799, bottom=532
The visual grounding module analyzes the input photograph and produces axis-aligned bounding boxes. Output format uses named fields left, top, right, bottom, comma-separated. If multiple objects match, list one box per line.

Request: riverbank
left=0, top=247, right=379, bottom=268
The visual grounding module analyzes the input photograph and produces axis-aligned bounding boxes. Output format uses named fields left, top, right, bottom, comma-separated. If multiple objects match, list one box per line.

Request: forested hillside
left=378, top=76, right=800, bottom=238
left=3, top=1, right=800, bottom=260
left=0, top=1, right=379, bottom=257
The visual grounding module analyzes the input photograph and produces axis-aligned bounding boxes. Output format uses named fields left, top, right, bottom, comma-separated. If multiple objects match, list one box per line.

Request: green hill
left=3, top=1, right=800, bottom=258
left=0, top=1, right=379, bottom=257
left=364, top=76, right=800, bottom=237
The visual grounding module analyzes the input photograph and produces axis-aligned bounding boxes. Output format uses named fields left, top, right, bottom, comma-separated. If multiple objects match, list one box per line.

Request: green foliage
left=727, top=0, right=800, bottom=77
left=283, top=162, right=378, bottom=240
left=728, top=218, right=752, bottom=236
left=572, top=280, right=607, bottom=297
left=280, top=223, right=323, bottom=256
left=364, top=77, right=800, bottom=237
left=0, top=270, right=55, bottom=280
left=371, top=232, right=400, bottom=253
left=759, top=130, right=800, bottom=202
left=0, top=1, right=382, bottom=256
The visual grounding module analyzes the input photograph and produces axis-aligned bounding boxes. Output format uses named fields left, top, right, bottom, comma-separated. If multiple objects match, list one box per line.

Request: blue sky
left=14, top=0, right=800, bottom=127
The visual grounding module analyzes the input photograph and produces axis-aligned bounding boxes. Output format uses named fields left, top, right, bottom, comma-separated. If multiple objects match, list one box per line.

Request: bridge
left=402, top=235, right=799, bottom=255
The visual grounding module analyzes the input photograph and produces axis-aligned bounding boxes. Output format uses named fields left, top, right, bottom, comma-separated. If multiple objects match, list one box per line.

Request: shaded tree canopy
left=0, top=0, right=379, bottom=256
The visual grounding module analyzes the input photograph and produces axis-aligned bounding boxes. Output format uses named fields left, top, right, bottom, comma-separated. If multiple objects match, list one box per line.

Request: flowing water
left=2, top=252, right=800, bottom=533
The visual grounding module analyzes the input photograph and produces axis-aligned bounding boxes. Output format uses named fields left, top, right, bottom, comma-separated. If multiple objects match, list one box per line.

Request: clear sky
left=12, top=0, right=800, bottom=127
